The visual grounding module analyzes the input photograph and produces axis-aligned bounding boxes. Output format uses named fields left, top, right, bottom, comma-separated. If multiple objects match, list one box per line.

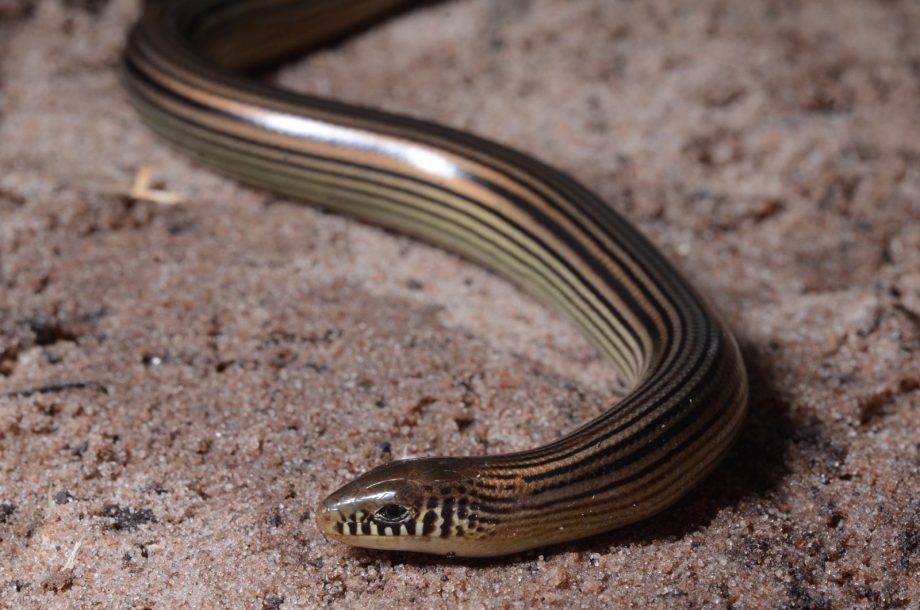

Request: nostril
left=315, top=505, right=341, bottom=535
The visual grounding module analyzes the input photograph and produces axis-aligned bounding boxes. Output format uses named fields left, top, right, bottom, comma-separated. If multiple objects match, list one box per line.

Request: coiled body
left=123, top=0, right=748, bottom=557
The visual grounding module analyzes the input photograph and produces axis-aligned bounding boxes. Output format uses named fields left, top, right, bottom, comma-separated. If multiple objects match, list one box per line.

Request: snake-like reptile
left=123, top=0, right=748, bottom=557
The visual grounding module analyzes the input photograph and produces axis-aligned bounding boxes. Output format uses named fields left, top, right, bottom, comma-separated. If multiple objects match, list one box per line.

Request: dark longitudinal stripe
left=509, top=373, right=745, bottom=519
left=142, top=59, right=671, bottom=356
left=518, top=325, right=723, bottom=486
left=482, top=326, right=703, bottom=471
left=125, top=55, right=658, bottom=358
left=124, top=43, right=678, bottom=349
left=127, top=119, right=655, bottom=388
left=122, top=0, right=749, bottom=557
left=128, top=29, right=681, bottom=331
left=138, top=21, right=690, bottom=347
left=524, top=349, right=737, bottom=504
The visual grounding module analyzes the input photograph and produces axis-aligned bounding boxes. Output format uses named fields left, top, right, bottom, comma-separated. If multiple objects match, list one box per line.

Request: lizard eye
left=373, top=504, right=412, bottom=525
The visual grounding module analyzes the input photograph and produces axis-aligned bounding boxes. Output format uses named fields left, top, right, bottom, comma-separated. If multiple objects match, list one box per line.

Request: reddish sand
left=1, top=0, right=917, bottom=607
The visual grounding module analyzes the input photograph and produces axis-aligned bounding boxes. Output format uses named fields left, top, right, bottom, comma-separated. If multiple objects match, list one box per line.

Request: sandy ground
left=1, top=0, right=918, bottom=607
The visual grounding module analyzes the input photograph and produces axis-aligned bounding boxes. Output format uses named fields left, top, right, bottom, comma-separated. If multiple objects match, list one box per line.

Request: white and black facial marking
left=332, top=503, right=416, bottom=537
left=414, top=484, right=493, bottom=540
left=319, top=456, right=507, bottom=549
left=329, top=483, right=496, bottom=541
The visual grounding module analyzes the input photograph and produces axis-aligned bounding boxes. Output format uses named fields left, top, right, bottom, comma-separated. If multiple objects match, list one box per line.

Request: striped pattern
left=122, top=0, right=749, bottom=557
